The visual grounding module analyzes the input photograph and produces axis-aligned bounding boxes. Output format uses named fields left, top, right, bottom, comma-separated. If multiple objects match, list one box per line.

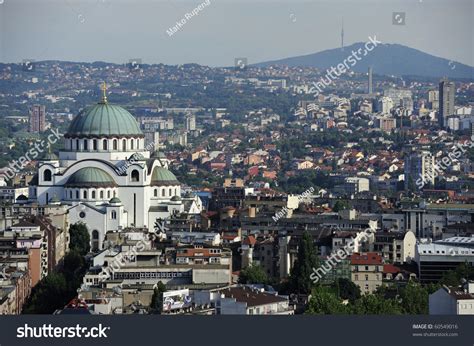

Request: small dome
left=65, top=103, right=143, bottom=138
left=150, top=167, right=179, bottom=186
left=16, top=194, right=28, bottom=201
left=66, top=167, right=117, bottom=188
left=170, top=195, right=181, bottom=202
left=109, top=197, right=121, bottom=204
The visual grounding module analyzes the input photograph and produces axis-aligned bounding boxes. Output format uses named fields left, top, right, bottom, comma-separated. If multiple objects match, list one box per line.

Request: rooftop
left=219, top=286, right=287, bottom=307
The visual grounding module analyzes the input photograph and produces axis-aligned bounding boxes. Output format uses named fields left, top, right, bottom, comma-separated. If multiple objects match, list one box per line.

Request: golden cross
left=101, top=81, right=108, bottom=103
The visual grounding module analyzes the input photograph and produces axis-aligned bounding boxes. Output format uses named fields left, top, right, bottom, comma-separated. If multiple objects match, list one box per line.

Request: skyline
left=0, top=0, right=473, bottom=67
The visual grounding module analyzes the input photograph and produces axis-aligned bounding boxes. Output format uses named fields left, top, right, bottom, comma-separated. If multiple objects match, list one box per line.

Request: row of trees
left=306, top=280, right=436, bottom=315
left=22, top=223, right=90, bottom=314
left=238, top=231, right=473, bottom=315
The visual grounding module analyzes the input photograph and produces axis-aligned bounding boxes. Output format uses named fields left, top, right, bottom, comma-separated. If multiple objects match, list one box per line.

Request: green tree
left=23, top=273, right=69, bottom=314
left=69, top=222, right=90, bottom=255
left=333, top=200, right=349, bottom=212
left=440, top=262, right=474, bottom=287
left=289, top=231, right=320, bottom=294
left=150, top=281, right=167, bottom=314
left=399, top=281, right=428, bottom=314
left=238, top=265, right=268, bottom=284
left=62, top=250, right=86, bottom=290
left=332, top=278, right=361, bottom=302
left=350, top=294, right=402, bottom=314
left=306, top=286, right=348, bottom=314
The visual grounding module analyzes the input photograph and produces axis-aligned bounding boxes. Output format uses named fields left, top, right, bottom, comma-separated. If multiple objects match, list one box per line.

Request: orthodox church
left=29, top=84, right=202, bottom=250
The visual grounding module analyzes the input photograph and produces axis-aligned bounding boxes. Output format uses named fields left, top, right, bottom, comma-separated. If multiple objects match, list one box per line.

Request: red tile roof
left=350, top=252, right=383, bottom=265
left=243, top=235, right=257, bottom=246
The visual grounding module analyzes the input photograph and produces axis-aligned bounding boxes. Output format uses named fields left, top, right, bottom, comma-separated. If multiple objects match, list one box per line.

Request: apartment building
left=350, top=252, right=384, bottom=294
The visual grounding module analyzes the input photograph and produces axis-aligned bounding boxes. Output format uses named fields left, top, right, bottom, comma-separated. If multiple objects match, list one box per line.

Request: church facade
left=29, top=86, right=201, bottom=250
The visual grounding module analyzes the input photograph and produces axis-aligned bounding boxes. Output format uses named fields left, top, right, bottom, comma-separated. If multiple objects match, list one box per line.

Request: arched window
left=83, top=139, right=88, bottom=150
left=69, top=139, right=73, bottom=150
left=100, top=190, right=104, bottom=199
left=83, top=190, right=88, bottom=199
left=154, top=189, right=158, bottom=197
left=69, top=191, right=72, bottom=199
left=161, top=188, right=165, bottom=197
left=43, top=169, right=52, bottom=182
left=113, top=139, right=118, bottom=150
left=92, top=230, right=99, bottom=252
left=93, top=140, right=98, bottom=151
left=76, top=139, right=80, bottom=150
left=103, top=139, right=108, bottom=150
left=111, top=211, right=117, bottom=220
left=136, top=139, right=139, bottom=149
left=169, top=188, right=172, bottom=196
left=131, top=139, right=134, bottom=150
left=122, top=139, right=127, bottom=151
left=92, top=191, right=96, bottom=199
left=76, top=190, right=79, bottom=199
left=131, top=169, right=139, bottom=182
left=107, top=190, right=111, bottom=199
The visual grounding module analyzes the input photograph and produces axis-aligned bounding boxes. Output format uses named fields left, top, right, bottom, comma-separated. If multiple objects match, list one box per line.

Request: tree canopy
left=69, top=222, right=90, bottom=255
left=289, top=231, right=320, bottom=294
left=238, top=265, right=269, bottom=285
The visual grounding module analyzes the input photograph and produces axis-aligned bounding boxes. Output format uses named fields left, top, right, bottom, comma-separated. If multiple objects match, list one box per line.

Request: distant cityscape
left=0, top=56, right=473, bottom=316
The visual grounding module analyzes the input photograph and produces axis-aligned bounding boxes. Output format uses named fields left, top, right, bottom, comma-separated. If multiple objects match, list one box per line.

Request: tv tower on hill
left=341, top=17, right=344, bottom=50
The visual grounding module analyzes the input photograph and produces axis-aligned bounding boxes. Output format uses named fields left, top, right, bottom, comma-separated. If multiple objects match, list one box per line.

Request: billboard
left=163, top=289, right=192, bottom=312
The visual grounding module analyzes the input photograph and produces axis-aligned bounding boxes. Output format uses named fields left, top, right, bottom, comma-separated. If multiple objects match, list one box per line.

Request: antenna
left=341, top=17, right=344, bottom=50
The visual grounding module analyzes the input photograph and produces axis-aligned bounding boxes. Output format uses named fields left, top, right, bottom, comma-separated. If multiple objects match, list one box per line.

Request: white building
left=415, top=237, right=474, bottom=282
left=193, top=286, right=293, bottom=315
left=29, top=86, right=201, bottom=250
left=377, top=96, right=394, bottom=115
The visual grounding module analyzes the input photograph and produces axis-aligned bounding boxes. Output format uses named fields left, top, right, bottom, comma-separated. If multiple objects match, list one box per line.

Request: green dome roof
left=65, top=167, right=117, bottom=187
left=65, top=103, right=143, bottom=138
left=109, top=197, right=121, bottom=204
left=150, top=167, right=179, bottom=186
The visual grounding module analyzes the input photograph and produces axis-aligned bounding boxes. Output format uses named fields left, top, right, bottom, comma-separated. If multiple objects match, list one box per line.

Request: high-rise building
left=368, top=67, right=373, bottom=94
left=29, top=105, right=46, bottom=133
left=404, top=151, right=435, bottom=190
left=438, top=79, right=455, bottom=127
left=185, top=114, right=196, bottom=131
left=428, top=90, right=439, bottom=110
left=377, top=97, right=394, bottom=115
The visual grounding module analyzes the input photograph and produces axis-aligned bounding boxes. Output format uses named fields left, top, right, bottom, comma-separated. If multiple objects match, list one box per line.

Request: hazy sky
left=0, top=0, right=472, bottom=67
